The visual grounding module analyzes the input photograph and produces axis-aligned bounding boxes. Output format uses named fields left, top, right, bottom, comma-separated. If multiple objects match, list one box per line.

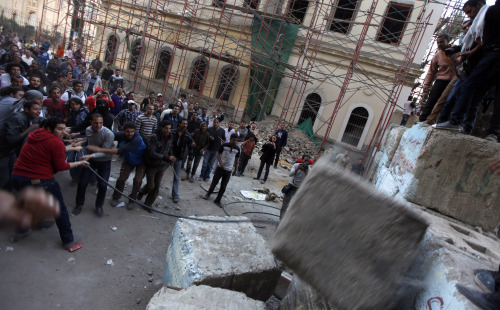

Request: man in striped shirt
left=135, top=104, right=157, bottom=142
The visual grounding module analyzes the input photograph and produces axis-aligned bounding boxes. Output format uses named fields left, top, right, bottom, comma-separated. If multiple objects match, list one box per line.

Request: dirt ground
left=0, top=153, right=291, bottom=310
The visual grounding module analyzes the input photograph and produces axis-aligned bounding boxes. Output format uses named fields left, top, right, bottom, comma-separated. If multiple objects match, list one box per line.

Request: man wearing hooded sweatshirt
left=60, top=80, right=87, bottom=102
left=71, top=99, right=114, bottom=133
left=85, top=86, right=113, bottom=112
left=11, top=117, right=88, bottom=251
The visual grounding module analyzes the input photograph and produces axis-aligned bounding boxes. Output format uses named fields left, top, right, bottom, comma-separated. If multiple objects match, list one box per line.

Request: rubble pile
left=254, top=117, right=320, bottom=163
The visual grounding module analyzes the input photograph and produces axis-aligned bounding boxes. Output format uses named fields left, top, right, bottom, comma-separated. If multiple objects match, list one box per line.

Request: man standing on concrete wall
left=418, top=34, right=457, bottom=122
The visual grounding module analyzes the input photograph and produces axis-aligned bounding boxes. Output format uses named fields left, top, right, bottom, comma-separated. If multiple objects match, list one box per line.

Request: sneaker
left=173, top=197, right=180, bottom=203
left=456, top=283, right=500, bottom=310
left=95, top=206, right=104, bottom=217
left=64, top=238, right=83, bottom=252
left=189, top=176, right=194, bottom=183
left=110, top=199, right=120, bottom=207
left=214, top=200, right=223, bottom=208
left=485, top=134, right=498, bottom=142
left=434, top=121, right=461, bottom=131
left=474, top=269, right=500, bottom=294
left=200, top=194, right=209, bottom=200
left=137, top=192, right=144, bottom=201
left=72, top=205, right=83, bottom=216
left=127, top=201, right=135, bottom=210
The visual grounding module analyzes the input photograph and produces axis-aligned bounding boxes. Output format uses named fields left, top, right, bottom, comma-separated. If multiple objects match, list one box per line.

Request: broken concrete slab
left=394, top=205, right=500, bottom=310
left=272, top=157, right=428, bottom=309
left=273, top=271, right=292, bottom=300
left=374, top=123, right=500, bottom=230
left=279, top=275, right=333, bottom=310
left=163, top=216, right=281, bottom=301
left=146, top=285, right=266, bottom=310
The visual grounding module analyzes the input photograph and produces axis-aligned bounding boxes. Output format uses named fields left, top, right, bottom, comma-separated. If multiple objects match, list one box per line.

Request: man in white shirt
left=400, top=95, right=414, bottom=126
left=21, top=50, right=34, bottom=66
left=0, top=63, right=29, bottom=88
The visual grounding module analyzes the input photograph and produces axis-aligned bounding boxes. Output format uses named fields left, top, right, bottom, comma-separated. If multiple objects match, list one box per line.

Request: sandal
left=65, top=242, right=83, bottom=252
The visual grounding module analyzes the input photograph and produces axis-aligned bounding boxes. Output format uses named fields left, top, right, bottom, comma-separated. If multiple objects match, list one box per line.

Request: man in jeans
left=201, top=133, right=240, bottom=208
left=170, top=119, right=192, bottom=203
left=137, top=121, right=175, bottom=210
left=87, top=122, right=146, bottom=210
left=199, top=118, right=225, bottom=182
left=72, top=114, right=115, bottom=217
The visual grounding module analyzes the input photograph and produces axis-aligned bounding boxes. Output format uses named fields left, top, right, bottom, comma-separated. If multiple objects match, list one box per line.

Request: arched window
left=341, top=107, right=369, bottom=147
left=155, top=49, right=172, bottom=80
left=216, top=66, right=238, bottom=101
left=299, top=93, right=321, bottom=125
left=287, top=0, right=309, bottom=25
left=105, top=35, right=118, bottom=64
left=243, top=0, right=259, bottom=10
left=28, top=13, right=37, bottom=27
left=129, top=39, right=141, bottom=71
left=188, top=57, right=208, bottom=91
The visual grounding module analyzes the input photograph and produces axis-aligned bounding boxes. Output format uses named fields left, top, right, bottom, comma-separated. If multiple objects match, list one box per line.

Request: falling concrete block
left=146, top=285, right=266, bottom=310
left=272, top=157, right=428, bottom=310
left=280, top=275, right=333, bottom=310
left=163, top=216, right=280, bottom=301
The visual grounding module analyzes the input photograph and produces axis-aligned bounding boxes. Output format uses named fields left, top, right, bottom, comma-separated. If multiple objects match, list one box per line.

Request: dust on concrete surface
left=0, top=150, right=290, bottom=310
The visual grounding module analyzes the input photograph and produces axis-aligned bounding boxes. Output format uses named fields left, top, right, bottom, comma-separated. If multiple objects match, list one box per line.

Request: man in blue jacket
left=87, top=122, right=146, bottom=210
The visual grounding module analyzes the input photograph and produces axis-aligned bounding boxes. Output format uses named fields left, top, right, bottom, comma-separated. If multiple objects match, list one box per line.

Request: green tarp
left=296, top=118, right=321, bottom=148
left=246, top=16, right=299, bottom=120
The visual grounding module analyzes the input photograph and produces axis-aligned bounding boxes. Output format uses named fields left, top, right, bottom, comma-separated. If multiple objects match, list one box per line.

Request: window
left=341, top=107, right=368, bottom=147
left=243, top=0, right=259, bottom=10
left=155, top=49, right=172, bottom=80
left=216, top=66, right=238, bottom=101
left=329, top=0, right=359, bottom=34
left=105, top=35, right=118, bottom=64
left=212, top=0, right=226, bottom=8
left=28, top=13, right=37, bottom=27
left=377, top=3, right=412, bottom=45
left=129, top=39, right=141, bottom=71
left=188, top=58, right=208, bottom=91
left=299, top=93, right=321, bottom=125
left=287, top=0, right=309, bottom=25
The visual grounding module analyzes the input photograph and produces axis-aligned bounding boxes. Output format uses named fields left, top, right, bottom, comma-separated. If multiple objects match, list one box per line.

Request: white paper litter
left=115, top=202, right=125, bottom=208
left=240, top=190, right=267, bottom=201
left=68, top=257, right=76, bottom=262
left=111, top=226, right=117, bottom=231
left=6, top=247, right=13, bottom=252
left=106, top=259, right=114, bottom=265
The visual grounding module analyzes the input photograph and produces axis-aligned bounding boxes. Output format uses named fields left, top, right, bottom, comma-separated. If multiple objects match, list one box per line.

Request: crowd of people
left=413, top=0, right=499, bottom=146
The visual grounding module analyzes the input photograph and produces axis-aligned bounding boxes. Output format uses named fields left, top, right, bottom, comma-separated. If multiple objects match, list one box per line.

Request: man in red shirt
left=11, top=117, right=88, bottom=251
left=43, top=87, right=67, bottom=119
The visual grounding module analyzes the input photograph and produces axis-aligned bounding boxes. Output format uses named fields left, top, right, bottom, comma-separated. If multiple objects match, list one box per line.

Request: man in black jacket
left=137, top=120, right=175, bottom=209
left=170, top=119, right=192, bottom=203
left=0, top=100, right=42, bottom=189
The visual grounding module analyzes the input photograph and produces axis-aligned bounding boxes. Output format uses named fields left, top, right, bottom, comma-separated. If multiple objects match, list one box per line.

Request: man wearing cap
left=115, top=100, right=142, bottom=131
left=157, top=93, right=165, bottom=108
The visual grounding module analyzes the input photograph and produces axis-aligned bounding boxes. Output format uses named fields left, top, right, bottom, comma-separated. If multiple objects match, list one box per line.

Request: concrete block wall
left=373, top=123, right=500, bottom=230
left=163, top=216, right=281, bottom=301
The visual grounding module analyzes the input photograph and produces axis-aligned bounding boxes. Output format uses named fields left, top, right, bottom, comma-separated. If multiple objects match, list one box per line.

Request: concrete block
left=163, top=216, right=281, bottom=301
left=394, top=206, right=500, bottom=310
left=382, top=123, right=500, bottom=230
left=367, top=124, right=406, bottom=182
left=280, top=275, right=333, bottom=310
left=146, top=285, right=266, bottom=310
left=272, top=157, right=428, bottom=310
